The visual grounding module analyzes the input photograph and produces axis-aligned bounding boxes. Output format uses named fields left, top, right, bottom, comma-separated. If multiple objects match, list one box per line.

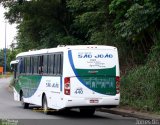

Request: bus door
left=10, top=60, right=20, bottom=101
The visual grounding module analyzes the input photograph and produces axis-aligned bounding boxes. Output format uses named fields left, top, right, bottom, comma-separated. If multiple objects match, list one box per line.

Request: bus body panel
left=13, top=88, right=20, bottom=101
left=63, top=94, right=120, bottom=108
left=70, top=76, right=116, bottom=98
left=61, top=47, right=120, bottom=108
left=64, top=48, right=119, bottom=96
left=14, top=75, right=64, bottom=109
left=11, top=45, right=120, bottom=110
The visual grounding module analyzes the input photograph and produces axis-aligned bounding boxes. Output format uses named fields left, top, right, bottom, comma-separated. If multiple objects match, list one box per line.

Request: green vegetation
left=0, top=0, right=160, bottom=113
left=0, top=73, right=13, bottom=78
left=121, top=61, right=160, bottom=112
left=121, top=32, right=160, bottom=113
left=0, top=48, right=20, bottom=72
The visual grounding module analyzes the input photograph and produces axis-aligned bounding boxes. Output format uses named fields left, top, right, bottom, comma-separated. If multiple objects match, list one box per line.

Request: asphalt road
left=0, top=77, right=138, bottom=125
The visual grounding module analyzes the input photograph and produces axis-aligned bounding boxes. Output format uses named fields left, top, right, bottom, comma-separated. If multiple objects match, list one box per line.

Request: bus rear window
left=70, top=50, right=117, bottom=70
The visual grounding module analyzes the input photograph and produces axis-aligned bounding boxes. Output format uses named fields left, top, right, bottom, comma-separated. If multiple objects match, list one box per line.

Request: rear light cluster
left=116, top=76, right=120, bottom=94
left=64, top=77, right=70, bottom=95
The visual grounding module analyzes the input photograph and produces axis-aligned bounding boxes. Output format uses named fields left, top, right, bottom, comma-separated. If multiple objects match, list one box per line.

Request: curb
left=99, top=108, right=160, bottom=120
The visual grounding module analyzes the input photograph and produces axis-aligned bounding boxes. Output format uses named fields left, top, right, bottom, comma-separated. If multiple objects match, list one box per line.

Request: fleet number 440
left=75, top=88, right=83, bottom=94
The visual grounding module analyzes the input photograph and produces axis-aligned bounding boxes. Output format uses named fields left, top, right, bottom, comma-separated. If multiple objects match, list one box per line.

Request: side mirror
left=10, top=64, right=13, bottom=71
left=10, top=60, right=19, bottom=72
left=10, top=64, right=16, bottom=72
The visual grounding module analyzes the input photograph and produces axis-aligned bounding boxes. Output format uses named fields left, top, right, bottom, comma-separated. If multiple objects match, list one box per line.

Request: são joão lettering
left=78, top=54, right=113, bottom=58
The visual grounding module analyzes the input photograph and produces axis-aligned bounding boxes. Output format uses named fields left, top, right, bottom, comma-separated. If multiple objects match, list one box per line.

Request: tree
left=109, top=0, right=160, bottom=64
left=67, top=0, right=116, bottom=45
left=1, top=0, right=81, bottom=51
left=0, top=50, right=4, bottom=68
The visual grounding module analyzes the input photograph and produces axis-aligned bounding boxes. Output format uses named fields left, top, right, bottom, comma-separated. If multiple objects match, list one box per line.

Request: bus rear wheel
left=20, top=93, right=29, bottom=109
left=42, top=96, right=50, bottom=115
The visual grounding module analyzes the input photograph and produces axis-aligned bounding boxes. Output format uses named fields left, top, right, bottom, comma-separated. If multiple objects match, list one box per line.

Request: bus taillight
left=116, top=76, right=120, bottom=94
left=64, top=77, right=70, bottom=95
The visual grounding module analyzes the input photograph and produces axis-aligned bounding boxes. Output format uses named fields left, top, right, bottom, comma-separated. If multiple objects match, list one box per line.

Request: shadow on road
left=13, top=105, right=136, bottom=125
left=26, top=105, right=110, bottom=119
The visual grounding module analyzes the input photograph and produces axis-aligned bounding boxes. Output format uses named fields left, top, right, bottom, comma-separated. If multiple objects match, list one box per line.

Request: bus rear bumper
left=64, top=94, right=120, bottom=108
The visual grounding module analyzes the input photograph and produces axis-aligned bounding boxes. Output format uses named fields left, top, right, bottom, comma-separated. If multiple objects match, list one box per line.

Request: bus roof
left=16, top=45, right=117, bottom=58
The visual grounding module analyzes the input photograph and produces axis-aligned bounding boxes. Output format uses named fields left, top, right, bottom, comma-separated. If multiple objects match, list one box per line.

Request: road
left=0, top=77, right=138, bottom=125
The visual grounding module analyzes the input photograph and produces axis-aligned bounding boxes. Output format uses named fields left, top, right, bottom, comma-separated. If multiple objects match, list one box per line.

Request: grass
left=120, top=33, right=160, bottom=114
left=0, top=72, right=13, bottom=78
left=120, top=56, right=160, bottom=114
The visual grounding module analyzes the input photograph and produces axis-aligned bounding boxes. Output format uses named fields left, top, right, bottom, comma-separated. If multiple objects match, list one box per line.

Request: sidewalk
left=99, top=108, right=160, bottom=120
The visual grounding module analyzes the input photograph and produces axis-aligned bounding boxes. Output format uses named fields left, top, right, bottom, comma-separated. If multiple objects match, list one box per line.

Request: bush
left=121, top=63, right=160, bottom=112
left=120, top=36, right=160, bottom=113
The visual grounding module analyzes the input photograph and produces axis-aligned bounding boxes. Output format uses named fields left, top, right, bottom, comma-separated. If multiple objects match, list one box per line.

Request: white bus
left=10, top=45, right=120, bottom=115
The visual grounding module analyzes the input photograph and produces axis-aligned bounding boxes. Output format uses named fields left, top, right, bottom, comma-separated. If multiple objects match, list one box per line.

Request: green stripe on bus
left=76, top=66, right=116, bottom=95
left=76, top=66, right=116, bottom=77
left=14, top=75, right=42, bottom=98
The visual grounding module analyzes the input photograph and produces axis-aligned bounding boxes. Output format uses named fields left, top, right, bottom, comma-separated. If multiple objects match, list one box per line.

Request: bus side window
left=23, top=57, right=26, bottom=74
left=59, top=54, right=63, bottom=75
left=31, top=57, right=34, bottom=74
left=57, top=54, right=60, bottom=75
left=38, top=56, right=43, bottom=74
left=48, top=55, right=51, bottom=74
left=43, top=55, right=48, bottom=74
left=26, top=57, right=30, bottom=74
left=57, top=53, right=63, bottom=75
left=54, top=54, right=58, bottom=75
left=53, top=53, right=63, bottom=75
left=48, top=55, right=54, bottom=75
left=50, top=55, right=54, bottom=74
left=33, top=56, right=38, bottom=74
left=52, top=54, right=55, bottom=75
left=14, top=64, right=17, bottom=78
left=19, top=58, right=24, bottom=74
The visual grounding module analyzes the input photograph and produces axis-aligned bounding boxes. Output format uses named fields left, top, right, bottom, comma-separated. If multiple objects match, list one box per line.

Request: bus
left=10, top=45, right=120, bottom=115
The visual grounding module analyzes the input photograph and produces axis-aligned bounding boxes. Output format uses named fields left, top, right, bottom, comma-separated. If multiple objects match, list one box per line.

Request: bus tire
left=79, top=108, right=95, bottom=116
left=20, top=93, right=29, bottom=109
left=42, top=95, right=50, bottom=115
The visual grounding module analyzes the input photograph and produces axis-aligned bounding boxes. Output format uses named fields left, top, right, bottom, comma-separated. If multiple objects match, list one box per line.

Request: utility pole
left=4, top=20, right=7, bottom=75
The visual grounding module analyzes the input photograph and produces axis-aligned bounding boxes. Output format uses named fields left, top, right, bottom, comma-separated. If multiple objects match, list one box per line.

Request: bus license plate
left=90, top=99, right=99, bottom=103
